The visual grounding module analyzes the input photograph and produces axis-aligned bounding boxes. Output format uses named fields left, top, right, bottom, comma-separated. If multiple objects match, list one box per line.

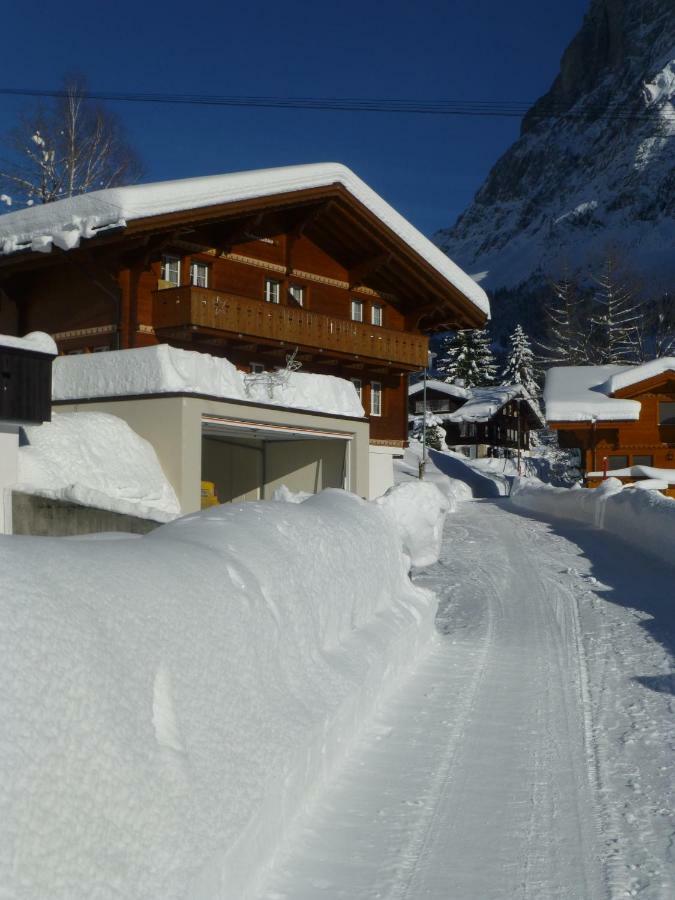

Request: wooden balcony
left=153, top=286, right=428, bottom=368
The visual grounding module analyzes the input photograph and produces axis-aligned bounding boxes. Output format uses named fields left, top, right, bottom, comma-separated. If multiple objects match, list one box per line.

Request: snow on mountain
left=436, top=0, right=675, bottom=295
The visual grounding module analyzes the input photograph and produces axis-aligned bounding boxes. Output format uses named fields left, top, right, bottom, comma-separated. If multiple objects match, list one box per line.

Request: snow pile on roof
left=17, top=412, right=180, bottom=521
left=0, top=163, right=489, bottom=317
left=544, top=365, right=642, bottom=422
left=600, top=357, right=675, bottom=395
left=0, top=330, right=57, bottom=355
left=52, top=344, right=364, bottom=418
left=0, top=485, right=444, bottom=898
left=510, top=477, right=675, bottom=568
left=408, top=379, right=469, bottom=400
left=445, top=384, right=542, bottom=424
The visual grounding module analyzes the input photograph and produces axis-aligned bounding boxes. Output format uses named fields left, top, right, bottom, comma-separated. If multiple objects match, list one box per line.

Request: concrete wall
left=264, top=438, right=347, bottom=498
left=56, top=395, right=369, bottom=513
left=0, top=426, right=19, bottom=534
left=11, top=491, right=161, bottom=537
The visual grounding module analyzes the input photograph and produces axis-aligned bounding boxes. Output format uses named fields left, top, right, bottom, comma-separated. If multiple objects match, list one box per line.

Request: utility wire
left=0, top=87, right=670, bottom=122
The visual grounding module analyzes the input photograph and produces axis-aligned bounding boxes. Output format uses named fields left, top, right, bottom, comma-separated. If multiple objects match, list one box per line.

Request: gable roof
left=544, top=358, right=675, bottom=423
left=445, top=384, right=543, bottom=426
left=408, top=378, right=469, bottom=400
left=0, top=163, right=489, bottom=320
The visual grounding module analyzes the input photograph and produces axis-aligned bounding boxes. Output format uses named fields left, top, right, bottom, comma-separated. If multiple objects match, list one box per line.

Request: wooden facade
left=0, top=182, right=486, bottom=448
left=442, top=400, right=539, bottom=453
left=549, top=368, right=675, bottom=497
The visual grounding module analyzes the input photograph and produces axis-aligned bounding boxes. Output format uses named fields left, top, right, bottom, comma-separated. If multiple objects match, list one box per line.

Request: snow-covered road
left=256, top=498, right=674, bottom=900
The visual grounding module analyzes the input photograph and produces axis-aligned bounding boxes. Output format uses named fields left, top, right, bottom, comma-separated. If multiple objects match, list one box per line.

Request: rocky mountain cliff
left=437, top=0, right=675, bottom=323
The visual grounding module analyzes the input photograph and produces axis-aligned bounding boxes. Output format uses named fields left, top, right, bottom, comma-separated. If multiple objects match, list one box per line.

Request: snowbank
left=52, top=344, right=365, bottom=418
left=0, top=330, right=57, bottom=355
left=0, top=485, right=446, bottom=899
left=510, top=478, right=675, bottom=567
left=17, top=411, right=181, bottom=521
left=0, top=163, right=489, bottom=317
left=376, top=480, right=450, bottom=567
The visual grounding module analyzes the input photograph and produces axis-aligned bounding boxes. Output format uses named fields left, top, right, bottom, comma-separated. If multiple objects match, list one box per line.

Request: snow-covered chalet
left=545, top=359, right=675, bottom=497
left=0, top=164, right=489, bottom=504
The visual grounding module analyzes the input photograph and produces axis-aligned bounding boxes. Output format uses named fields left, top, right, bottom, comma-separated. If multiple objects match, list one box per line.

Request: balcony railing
left=153, top=286, right=428, bottom=368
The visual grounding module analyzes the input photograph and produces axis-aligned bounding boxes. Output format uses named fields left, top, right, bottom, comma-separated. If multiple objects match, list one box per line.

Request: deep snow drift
left=0, top=483, right=447, bottom=899
left=17, top=411, right=181, bottom=521
left=511, top=476, right=675, bottom=568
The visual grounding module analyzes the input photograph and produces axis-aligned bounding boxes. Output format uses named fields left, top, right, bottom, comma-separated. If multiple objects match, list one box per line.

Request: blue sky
left=0, top=0, right=589, bottom=235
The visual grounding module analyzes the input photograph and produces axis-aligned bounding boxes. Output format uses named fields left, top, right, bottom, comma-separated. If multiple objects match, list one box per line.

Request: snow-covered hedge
left=510, top=478, right=675, bottom=567
left=0, top=484, right=447, bottom=899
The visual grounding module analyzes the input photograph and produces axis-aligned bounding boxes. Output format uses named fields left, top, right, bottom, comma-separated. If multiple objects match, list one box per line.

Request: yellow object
left=201, top=481, right=220, bottom=509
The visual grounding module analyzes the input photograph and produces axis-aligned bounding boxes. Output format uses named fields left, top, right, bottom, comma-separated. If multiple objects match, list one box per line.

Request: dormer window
left=160, top=255, right=181, bottom=286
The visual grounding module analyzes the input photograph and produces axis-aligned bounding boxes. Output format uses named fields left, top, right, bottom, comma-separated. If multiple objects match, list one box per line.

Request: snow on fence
left=510, top=478, right=675, bottom=568
left=0, top=483, right=448, bottom=899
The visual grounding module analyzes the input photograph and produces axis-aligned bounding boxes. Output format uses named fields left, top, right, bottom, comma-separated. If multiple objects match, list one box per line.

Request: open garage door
left=201, top=415, right=352, bottom=505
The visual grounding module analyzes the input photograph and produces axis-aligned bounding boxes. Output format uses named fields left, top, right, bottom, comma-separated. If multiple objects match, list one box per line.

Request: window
left=351, top=377, right=362, bottom=402
left=190, top=261, right=209, bottom=288
left=371, top=304, right=383, bottom=326
left=370, top=381, right=382, bottom=416
left=351, top=299, right=364, bottom=322
left=92, top=345, right=110, bottom=353
left=250, top=362, right=264, bottom=374
left=289, top=284, right=305, bottom=306
left=607, top=455, right=628, bottom=471
left=633, top=455, right=653, bottom=467
left=161, top=255, right=181, bottom=286
left=659, top=402, right=675, bottom=425
left=67, top=348, right=85, bottom=355
left=264, top=279, right=281, bottom=303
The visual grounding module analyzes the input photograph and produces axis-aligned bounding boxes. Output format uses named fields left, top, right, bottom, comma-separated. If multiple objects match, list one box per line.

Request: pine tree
left=501, top=324, right=539, bottom=396
left=538, top=273, right=588, bottom=366
left=590, top=257, right=642, bottom=365
left=437, top=329, right=497, bottom=387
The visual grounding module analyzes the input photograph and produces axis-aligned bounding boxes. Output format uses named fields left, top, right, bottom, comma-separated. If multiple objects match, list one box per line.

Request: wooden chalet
left=408, top=378, right=468, bottom=417
left=0, top=164, right=488, bottom=496
left=545, top=359, right=675, bottom=497
left=409, top=380, right=542, bottom=457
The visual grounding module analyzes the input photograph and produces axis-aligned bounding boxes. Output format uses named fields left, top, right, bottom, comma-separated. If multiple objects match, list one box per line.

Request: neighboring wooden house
left=408, top=378, right=468, bottom=417
left=409, top=380, right=542, bottom=457
left=0, top=164, right=488, bottom=497
left=544, top=359, right=675, bottom=497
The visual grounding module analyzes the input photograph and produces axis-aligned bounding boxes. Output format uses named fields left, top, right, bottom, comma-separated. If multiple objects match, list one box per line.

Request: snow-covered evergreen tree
left=437, top=329, right=497, bottom=387
left=590, top=257, right=642, bottom=365
left=501, top=324, right=539, bottom=396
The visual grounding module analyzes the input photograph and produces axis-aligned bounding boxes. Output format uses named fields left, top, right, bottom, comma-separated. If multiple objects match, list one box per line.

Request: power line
left=0, top=86, right=670, bottom=123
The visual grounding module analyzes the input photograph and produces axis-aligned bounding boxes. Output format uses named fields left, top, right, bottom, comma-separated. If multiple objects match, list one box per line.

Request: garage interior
left=201, top=415, right=351, bottom=504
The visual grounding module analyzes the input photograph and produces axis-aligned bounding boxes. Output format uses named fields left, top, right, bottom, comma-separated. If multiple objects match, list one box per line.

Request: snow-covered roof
left=0, top=163, right=489, bottom=317
left=445, top=384, right=543, bottom=425
left=545, top=365, right=642, bottom=422
left=601, top=357, right=675, bottom=395
left=0, top=330, right=57, bottom=355
left=52, top=344, right=365, bottom=418
left=408, top=379, right=469, bottom=400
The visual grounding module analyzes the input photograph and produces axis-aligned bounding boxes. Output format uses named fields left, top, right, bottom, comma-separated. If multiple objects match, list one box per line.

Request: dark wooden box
left=0, top=345, right=54, bottom=425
